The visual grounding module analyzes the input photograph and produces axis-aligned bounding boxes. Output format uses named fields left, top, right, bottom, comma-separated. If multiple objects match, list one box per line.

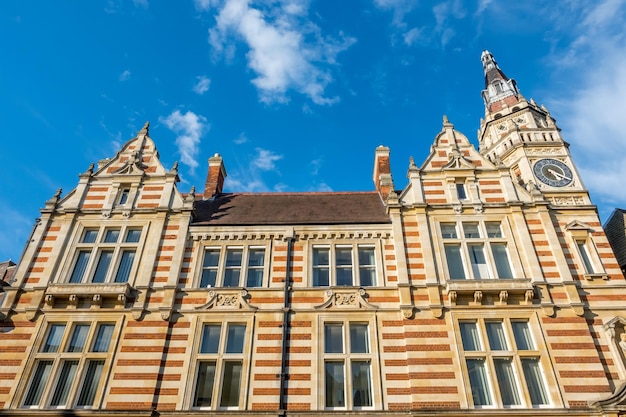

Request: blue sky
left=1, top=0, right=625, bottom=262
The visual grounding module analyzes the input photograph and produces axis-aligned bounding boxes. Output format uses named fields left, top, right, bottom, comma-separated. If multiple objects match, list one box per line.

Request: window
left=193, top=323, right=247, bottom=409
left=575, top=240, right=596, bottom=274
left=117, top=188, right=130, bottom=206
left=456, top=183, right=468, bottom=200
left=458, top=319, right=550, bottom=408
left=323, top=322, right=373, bottom=409
left=22, top=321, right=116, bottom=409
left=200, top=246, right=266, bottom=288
left=312, top=245, right=377, bottom=287
left=441, top=221, right=513, bottom=280
left=68, top=226, right=142, bottom=284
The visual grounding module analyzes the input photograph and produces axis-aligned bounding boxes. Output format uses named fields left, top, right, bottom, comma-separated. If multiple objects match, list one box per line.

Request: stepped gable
left=193, top=191, right=391, bottom=225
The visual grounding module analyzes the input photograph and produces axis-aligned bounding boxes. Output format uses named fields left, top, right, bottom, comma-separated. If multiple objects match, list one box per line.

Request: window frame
left=197, top=244, right=270, bottom=288
left=60, top=224, right=145, bottom=285
left=17, top=317, right=121, bottom=410
left=454, top=314, right=558, bottom=409
left=438, top=220, right=518, bottom=281
left=309, top=243, right=380, bottom=288
left=187, top=315, right=254, bottom=410
left=316, top=314, right=381, bottom=411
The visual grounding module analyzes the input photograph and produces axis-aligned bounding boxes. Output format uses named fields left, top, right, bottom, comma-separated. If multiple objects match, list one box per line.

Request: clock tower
left=477, top=50, right=590, bottom=206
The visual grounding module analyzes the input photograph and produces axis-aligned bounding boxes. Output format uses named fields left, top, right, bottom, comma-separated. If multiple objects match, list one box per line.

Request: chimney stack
left=203, top=153, right=227, bottom=199
left=373, top=145, right=394, bottom=200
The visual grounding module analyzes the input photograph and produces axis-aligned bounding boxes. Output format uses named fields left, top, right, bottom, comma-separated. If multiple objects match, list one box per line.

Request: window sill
left=446, top=279, right=534, bottom=306
left=584, top=272, right=609, bottom=281
left=45, top=283, right=132, bottom=309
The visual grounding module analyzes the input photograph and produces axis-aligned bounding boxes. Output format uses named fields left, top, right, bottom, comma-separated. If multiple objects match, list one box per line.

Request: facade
left=2, top=51, right=626, bottom=416
left=604, top=209, right=626, bottom=274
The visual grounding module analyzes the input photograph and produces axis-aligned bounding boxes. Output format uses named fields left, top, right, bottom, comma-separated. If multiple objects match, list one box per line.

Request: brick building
left=2, top=51, right=626, bottom=416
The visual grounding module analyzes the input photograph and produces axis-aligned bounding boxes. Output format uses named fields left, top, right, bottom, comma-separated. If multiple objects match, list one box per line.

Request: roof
left=192, top=192, right=391, bottom=226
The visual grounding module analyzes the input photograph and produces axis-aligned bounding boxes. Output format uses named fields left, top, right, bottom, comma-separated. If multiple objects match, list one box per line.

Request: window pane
left=201, top=249, right=220, bottom=287
left=92, top=250, right=113, bottom=283
left=456, top=183, right=467, bottom=200
left=324, top=324, right=343, bottom=353
left=82, top=230, right=98, bottom=243
left=91, top=324, right=114, bottom=352
left=358, top=247, right=375, bottom=266
left=359, top=268, right=375, bottom=287
left=441, top=223, right=457, bottom=239
left=336, top=267, right=353, bottom=286
left=336, top=248, right=353, bottom=286
left=486, top=322, right=508, bottom=350
left=67, top=324, right=90, bottom=352
left=42, top=324, right=66, bottom=352
left=125, top=229, right=141, bottom=243
left=350, top=324, right=369, bottom=353
left=194, top=361, right=216, bottom=407
left=352, top=361, right=372, bottom=407
left=225, top=249, right=242, bottom=267
left=313, top=248, right=330, bottom=286
left=247, top=249, right=265, bottom=267
left=468, top=244, right=489, bottom=279
left=464, top=223, right=480, bottom=238
left=246, top=269, right=263, bottom=287
left=494, top=358, right=521, bottom=406
left=313, top=247, right=329, bottom=265
left=225, top=325, right=245, bottom=354
left=325, top=362, right=345, bottom=407
left=492, top=244, right=513, bottom=279
left=220, top=361, right=242, bottom=407
left=445, top=245, right=466, bottom=279
left=23, top=360, right=53, bottom=406
left=203, top=249, right=220, bottom=267
left=50, top=360, right=79, bottom=406
left=577, top=242, right=595, bottom=273
left=521, top=358, right=549, bottom=405
left=201, top=269, right=218, bottom=288
left=69, top=251, right=91, bottom=283
left=313, top=268, right=329, bottom=287
left=358, top=247, right=376, bottom=286
left=103, top=229, right=120, bottom=243
left=511, top=322, right=534, bottom=350
left=200, top=325, right=221, bottom=354
left=223, top=269, right=241, bottom=287
left=486, top=222, right=503, bottom=238
left=118, top=189, right=130, bottom=205
left=114, top=250, right=135, bottom=283
left=467, top=359, right=492, bottom=406
left=76, top=360, right=104, bottom=406
left=460, top=322, right=481, bottom=351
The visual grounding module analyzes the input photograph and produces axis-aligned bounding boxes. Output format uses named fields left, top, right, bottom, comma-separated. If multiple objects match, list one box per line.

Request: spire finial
left=443, top=115, right=453, bottom=128
left=480, top=50, right=520, bottom=111
left=138, top=121, right=150, bottom=136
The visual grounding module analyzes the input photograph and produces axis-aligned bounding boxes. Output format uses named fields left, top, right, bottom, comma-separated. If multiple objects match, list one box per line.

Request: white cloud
left=403, top=27, right=422, bottom=46
left=119, top=70, right=131, bottom=81
left=133, top=0, right=149, bottom=8
left=193, top=75, right=211, bottom=95
left=252, top=148, right=283, bottom=171
left=159, top=110, right=208, bottom=171
left=202, top=0, right=355, bottom=104
left=233, top=132, right=248, bottom=144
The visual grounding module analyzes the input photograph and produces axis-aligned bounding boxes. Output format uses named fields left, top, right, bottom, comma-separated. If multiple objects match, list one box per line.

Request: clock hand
left=547, top=168, right=571, bottom=181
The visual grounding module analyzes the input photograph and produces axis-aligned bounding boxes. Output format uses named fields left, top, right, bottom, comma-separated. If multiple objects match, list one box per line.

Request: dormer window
left=117, top=188, right=130, bottom=206
left=456, top=183, right=468, bottom=200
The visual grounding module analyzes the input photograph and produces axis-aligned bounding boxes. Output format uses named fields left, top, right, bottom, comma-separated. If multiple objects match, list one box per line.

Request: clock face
left=533, top=158, right=573, bottom=187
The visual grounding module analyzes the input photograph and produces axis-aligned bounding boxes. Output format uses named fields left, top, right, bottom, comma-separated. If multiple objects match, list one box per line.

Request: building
left=2, top=51, right=626, bottom=416
left=604, top=209, right=626, bottom=275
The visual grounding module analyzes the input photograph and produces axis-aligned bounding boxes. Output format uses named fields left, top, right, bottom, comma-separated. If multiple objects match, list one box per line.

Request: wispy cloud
left=0, top=200, right=34, bottom=262
left=198, top=0, right=355, bottom=105
left=234, top=132, right=248, bottom=144
left=193, top=75, right=211, bottom=95
left=159, top=110, right=208, bottom=172
left=224, top=146, right=284, bottom=192
left=252, top=148, right=283, bottom=171
left=133, top=0, right=149, bottom=8
left=119, top=70, right=131, bottom=81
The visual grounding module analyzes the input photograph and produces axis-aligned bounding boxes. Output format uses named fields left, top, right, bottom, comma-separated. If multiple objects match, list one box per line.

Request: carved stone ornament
left=314, top=288, right=377, bottom=310
left=195, top=289, right=257, bottom=311
left=443, top=148, right=475, bottom=170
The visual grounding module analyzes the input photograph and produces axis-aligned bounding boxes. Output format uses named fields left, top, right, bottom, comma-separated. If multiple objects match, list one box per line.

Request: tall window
left=575, top=240, right=597, bottom=274
left=323, top=322, right=373, bottom=409
left=200, top=247, right=266, bottom=288
left=22, top=321, right=116, bottom=409
left=458, top=319, right=550, bottom=408
left=441, top=221, right=513, bottom=280
left=312, top=245, right=376, bottom=287
left=68, top=227, right=142, bottom=284
left=193, top=323, right=247, bottom=409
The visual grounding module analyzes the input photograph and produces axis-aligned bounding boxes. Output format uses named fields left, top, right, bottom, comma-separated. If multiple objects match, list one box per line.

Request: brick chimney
left=373, top=145, right=394, bottom=200
left=203, top=153, right=227, bottom=199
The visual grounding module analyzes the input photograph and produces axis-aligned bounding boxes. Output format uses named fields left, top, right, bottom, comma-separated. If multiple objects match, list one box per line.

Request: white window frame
left=17, top=317, right=121, bottom=410
left=310, top=243, right=379, bottom=287
left=187, top=316, right=253, bottom=410
left=439, top=220, right=518, bottom=280
left=62, top=224, right=145, bottom=285
left=317, top=315, right=380, bottom=411
left=197, top=245, right=270, bottom=288
left=454, top=315, right=558, bottom=409
left=565, top=222, right=607, bottom=280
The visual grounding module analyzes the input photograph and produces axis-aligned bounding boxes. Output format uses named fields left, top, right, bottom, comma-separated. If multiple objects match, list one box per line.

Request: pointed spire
left=480, top=50, right=520, bottom=111
left=138, top=121, right=150, bottom=136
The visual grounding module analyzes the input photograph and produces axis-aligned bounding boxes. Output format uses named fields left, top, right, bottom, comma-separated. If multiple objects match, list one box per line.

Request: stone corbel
left=448, top=290, right=457, bottom=306
left=564, top=283, right=585, bottom=316
left=427, top=285, right=443, bottom=318
left=159, top=285, right=178, bottom=321
left=470, top=291, right=483, bottom=306
left=131, top=287, right=148, bottom=320
left=26, top=287, right=47, bottom=321
left=68, top=294, right=78, bottom=308
left=116, top=293, right=126, bottom=309
left=495, top=290, right=508, bottom=306
left=91, top=294, right=102, bottom=309
left=44, top=294, right=54, bottom=308
left=402, top=306, right=415, bottom=319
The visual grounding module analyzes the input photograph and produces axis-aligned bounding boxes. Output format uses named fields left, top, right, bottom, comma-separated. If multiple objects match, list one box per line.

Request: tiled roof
left=192, top=192, right=390, bottom=226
